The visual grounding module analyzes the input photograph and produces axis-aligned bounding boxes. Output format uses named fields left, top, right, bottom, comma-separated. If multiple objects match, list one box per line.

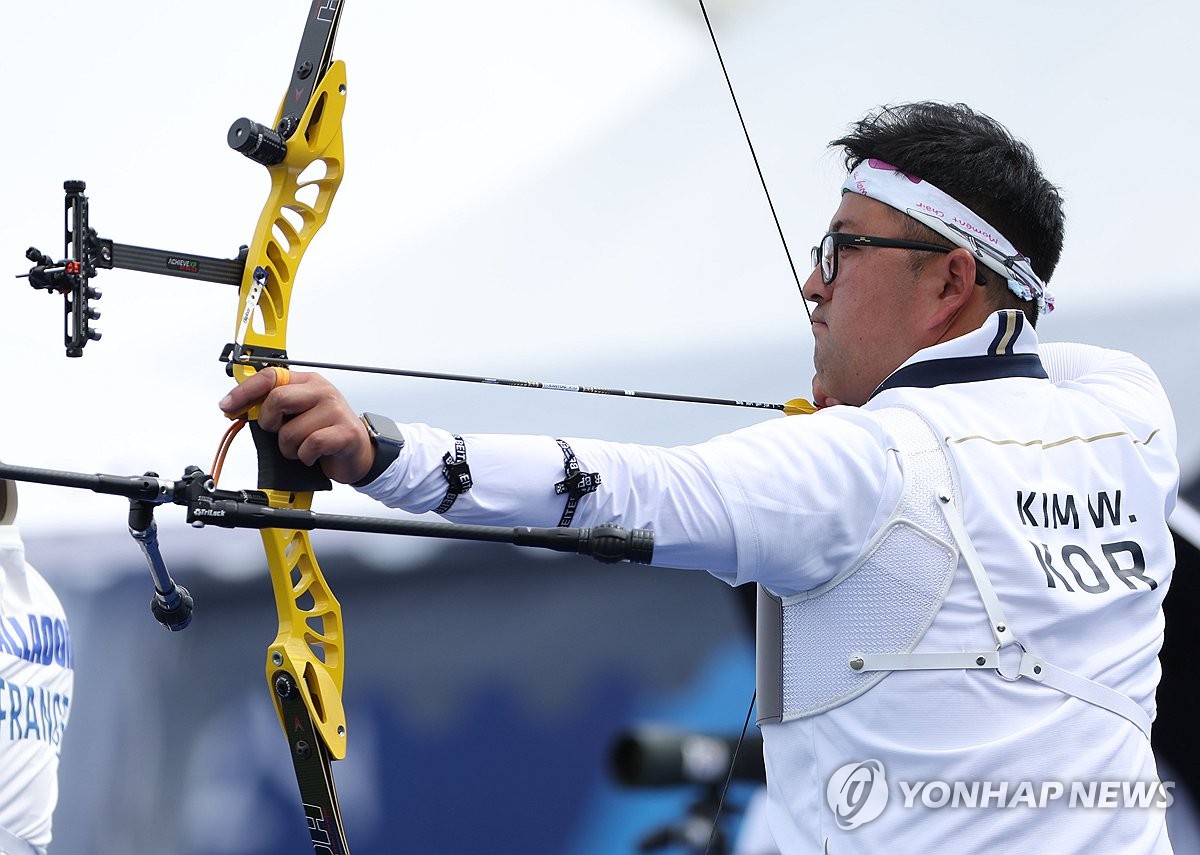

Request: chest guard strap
left=853, top=489, right=1152, bottom=739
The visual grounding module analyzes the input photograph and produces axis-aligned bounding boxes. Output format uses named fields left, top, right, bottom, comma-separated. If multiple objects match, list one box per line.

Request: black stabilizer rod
left=187, top=499, right=655, bottom=565
left=0, top=463, right=655, bottom=565
left=128, top=499, right=194, bottom=631
left=0, top=463, right=174, bottom=502
left=0, top=463, right=194, bottom=630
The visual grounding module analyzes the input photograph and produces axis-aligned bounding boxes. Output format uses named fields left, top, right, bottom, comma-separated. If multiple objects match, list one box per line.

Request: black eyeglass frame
left=810, top=232, right=978, bottom=286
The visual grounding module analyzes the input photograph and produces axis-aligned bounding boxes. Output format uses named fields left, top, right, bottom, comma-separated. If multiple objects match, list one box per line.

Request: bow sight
left=18, top=0, right=343, bottom=357
left=17, top=0, right=344, bottom=358
left=20, top=179, right=248, bottom=357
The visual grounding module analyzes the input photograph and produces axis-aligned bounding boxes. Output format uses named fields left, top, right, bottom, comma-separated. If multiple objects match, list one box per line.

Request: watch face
left=353, top=413, right=404, bottom=488
left=363, top=412, right=404, bottom=446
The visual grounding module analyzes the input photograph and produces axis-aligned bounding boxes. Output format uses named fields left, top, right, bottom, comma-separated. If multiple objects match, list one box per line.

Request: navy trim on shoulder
left=871, top=352, right=1048, bottom=398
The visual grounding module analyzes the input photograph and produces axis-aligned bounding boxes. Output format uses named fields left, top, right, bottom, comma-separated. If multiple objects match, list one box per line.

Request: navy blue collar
left=869, top=311, right=1048, bottom=400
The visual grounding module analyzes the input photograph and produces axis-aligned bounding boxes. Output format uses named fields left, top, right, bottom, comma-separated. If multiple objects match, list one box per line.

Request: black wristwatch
left=352, top=412, right=406, bottom=487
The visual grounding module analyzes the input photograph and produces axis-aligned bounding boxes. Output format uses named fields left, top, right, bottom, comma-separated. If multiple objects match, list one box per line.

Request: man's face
left=803, top=193, right=931, bottom=407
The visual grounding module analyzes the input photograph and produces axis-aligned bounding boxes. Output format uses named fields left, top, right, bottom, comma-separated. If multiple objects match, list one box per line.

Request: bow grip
left=247, top=420, right=333, bottom=493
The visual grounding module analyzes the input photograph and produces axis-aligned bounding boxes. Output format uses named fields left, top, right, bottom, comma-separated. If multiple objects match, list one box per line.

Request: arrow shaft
left=226, top=351, right=792, bottom=413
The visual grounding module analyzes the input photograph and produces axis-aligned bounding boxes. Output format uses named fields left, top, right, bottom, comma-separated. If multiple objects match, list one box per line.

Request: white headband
left=842, top=158, right=1055, bottom=315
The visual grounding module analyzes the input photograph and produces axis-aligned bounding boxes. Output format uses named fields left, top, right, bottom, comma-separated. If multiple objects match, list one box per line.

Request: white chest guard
left=756, top=407, right=958, bottom=721
left=756, top=406, right=1151, bottom=739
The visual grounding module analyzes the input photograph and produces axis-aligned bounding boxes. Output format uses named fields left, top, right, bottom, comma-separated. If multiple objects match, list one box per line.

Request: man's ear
left=944, top=248, right=980, bottom=301
left=925, top=247, right=981, bottom=328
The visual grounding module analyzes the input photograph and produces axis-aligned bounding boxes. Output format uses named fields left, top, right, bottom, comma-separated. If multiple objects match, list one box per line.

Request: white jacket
left=361, top=310, right=1179, bottom=854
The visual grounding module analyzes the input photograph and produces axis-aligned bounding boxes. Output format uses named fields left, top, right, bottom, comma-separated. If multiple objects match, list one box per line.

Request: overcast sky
left=3, top=0, right=1198, bottom=539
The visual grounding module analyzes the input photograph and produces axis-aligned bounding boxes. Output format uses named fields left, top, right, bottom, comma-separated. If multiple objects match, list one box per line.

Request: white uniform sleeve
left=357, top=410, right=899, bottom=594
left=0, top=526, right=73, bottom=849
left=1041, top=340, right=1178, bottom=516
left=1041, top=342, right=1176, bottom=441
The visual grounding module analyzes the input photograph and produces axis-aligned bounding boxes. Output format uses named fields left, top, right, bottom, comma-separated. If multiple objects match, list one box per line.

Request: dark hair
left=830, top=102, right=1065, bottom=323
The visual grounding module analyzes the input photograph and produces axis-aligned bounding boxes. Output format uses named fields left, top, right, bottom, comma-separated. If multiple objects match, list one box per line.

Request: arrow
left=221, top=347, right=817, bottom=416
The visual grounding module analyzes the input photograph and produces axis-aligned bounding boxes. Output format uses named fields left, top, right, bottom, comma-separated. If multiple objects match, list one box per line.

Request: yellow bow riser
left=261, top=498, right=347, bottom=760
left=232, top=60, right=348, bottom=761
left=233, top=61, right=347, bottom=383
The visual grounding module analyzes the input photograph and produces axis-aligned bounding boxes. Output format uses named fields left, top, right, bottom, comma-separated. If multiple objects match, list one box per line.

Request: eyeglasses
left=810, top=232, right=958, bottom=285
